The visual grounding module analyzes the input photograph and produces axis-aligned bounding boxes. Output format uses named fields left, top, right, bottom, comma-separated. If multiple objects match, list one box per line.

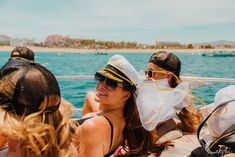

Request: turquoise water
left=1, top=51, right=235, bottom=111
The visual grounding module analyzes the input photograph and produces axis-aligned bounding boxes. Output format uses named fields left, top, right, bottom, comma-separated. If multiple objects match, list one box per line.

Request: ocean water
left=0, top=51, right=235, bottom=115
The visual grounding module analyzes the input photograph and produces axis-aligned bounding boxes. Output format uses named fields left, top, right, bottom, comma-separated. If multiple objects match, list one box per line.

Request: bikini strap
left=75, top=116, right=94, bottom=125
left=75, top=114, right=114, bottom=151
left=103, top=116, right=114, bottom=151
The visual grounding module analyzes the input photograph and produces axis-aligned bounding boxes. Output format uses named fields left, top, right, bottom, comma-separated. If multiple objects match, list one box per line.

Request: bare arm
left=82, top=91, right=100, bottom=116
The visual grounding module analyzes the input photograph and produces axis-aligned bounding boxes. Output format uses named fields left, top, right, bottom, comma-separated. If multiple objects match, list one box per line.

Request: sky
left=0, top=0, right=235, bottom=44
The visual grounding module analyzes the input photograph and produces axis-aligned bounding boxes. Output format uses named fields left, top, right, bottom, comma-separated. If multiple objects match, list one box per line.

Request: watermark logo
left=205, top=144, right=232, bottom=156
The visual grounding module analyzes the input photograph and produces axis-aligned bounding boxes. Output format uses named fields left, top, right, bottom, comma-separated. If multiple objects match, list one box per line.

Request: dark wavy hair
left=122, top=88, right=162, bottom=156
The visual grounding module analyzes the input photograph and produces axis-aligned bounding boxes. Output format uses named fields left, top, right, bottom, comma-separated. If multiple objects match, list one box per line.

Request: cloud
left=0, top=0, right=235, bottom=43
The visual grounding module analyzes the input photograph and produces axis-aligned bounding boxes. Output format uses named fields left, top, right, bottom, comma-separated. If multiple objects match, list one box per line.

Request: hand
left=113, top=146, right=127, bottom=156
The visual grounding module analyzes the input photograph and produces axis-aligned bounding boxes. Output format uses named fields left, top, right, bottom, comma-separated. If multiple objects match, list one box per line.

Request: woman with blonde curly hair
left=0, top=59, right=77, bottom=157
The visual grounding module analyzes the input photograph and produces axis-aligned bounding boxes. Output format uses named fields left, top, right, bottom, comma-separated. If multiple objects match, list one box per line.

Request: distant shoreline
left=0, top=46, right=235, bottom=53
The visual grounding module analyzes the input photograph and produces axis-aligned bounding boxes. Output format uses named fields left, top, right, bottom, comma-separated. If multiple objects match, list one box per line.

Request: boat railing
left=181, top=76, right=235, bottom=83
left=56, top=75, right=94, bottom=79
left=55, top=75, right=235, bottom=83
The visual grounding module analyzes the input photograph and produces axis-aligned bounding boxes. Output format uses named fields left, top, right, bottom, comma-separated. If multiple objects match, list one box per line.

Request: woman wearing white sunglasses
left=146, top=51, right=202, bottom=151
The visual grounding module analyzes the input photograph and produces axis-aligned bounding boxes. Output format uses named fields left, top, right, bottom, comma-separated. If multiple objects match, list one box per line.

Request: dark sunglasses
left=145, top=70, right=159, bottom=78
left=95, top=74, right=123, bottom=90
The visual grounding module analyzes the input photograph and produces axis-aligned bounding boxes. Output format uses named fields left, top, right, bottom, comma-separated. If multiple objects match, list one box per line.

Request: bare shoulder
left=74, top=116, right=108, bottom=156
left=75, top=116, right=111, bottom=156
left=82, top=116, right=108, bottom=131
left=76, top=116, right=110, bottom=141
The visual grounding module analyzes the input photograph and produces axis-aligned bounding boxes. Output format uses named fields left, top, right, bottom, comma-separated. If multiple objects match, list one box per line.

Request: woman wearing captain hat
left=74, top=55, right=161, bottom=156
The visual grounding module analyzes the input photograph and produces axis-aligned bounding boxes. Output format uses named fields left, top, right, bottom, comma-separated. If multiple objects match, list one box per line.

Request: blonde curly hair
left=0, top=62, right=76, bottom=157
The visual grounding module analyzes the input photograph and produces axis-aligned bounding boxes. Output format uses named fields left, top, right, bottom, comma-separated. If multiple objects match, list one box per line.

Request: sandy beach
left=0, top=46, right=235, bottom=53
